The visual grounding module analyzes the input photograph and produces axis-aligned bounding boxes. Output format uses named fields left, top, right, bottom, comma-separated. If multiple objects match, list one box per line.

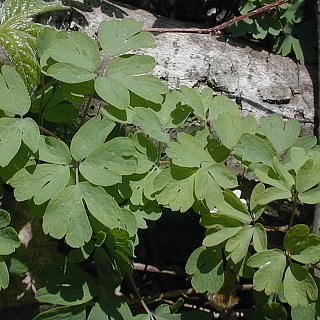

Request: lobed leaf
left=88, top=296, right=133, bottom=320
left=0, top=227, right=20, bottom=255
left=98, top=18, right=155, bottom=57
left=11, top=164, right=70, bottom=204
left=36, top=257, right=97, bottom=305
left=42, top=185, right=92, bottom=248
left=247, top=249, right=286, bottom=295
left=39, top=136, right=71, bottom=165
left=283, top=263, right=318, bottom=307
left=0, top=256, right=9, bottom=290
left=33, top=305, right=87, bottom=320
left=70, top=115, right=115, bottom=162
left=154, top=167, right=195, bottom=212
left=80, top=137, right=137, bottom=186
left=185, top=246, right=224, bottom=294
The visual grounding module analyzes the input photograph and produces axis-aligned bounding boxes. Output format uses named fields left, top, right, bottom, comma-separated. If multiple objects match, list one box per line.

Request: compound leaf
left=0, top=209, right=11, bottom=229
left=20, top=117, right=40, bottom=152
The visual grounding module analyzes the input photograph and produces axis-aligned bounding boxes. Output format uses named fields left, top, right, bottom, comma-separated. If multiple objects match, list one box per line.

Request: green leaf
left=70, top=115, right=115, bottom=162
left=114, top=74, right=167, bottom=104
left=166, top=130, right=212, bottom=168
left=256, top=187, right=292, bottom=205
left=194, top=167, right=224, bottom=209
left=80, top=137, right=137, bottom=186
left=107, top=54, right=156, bottom=76
left=0, top=227, right=20, bottom=255
left=79, top=181, right=122, bottom=230
left=296, top=152, right=320, bottom=193
left=39, top=136, right=71, bottom=165
left=98, top=18, right=155, bottom=57
left=20, top=117, right=40, bottom=152
left=257, top=302, right=288, bottom=320
left=0, top=65, right=30, bottom=115
left=212, top=113, right=256, bottom=149
left=0, top=0, right=67, bottom=91
left=292, top=135, right=317, bottom=151
left=0, top=118, right=22, bottom=167
left=33, top=305, right=87, bottom=320
left=259, top=115, right=300, bottom=153
left=88, top=296, right=133, bottom=320
left=11, top=164, right=70, bottom=204
left=282, top=147, right=307, bottom=173
left=291, top=302, right=320, bottom=320
left=95, top=76, right=130, bottom=110
left=299, top=187, right=320, bottom=204
left=46, top=63, right=97, bottom=84
left=234, top=133, right=275, bottom=166
left=284, top=224, right=320, bottom=264
left=132, top=107, right=170, bottom=143
left=206, top=164, right=238, bottom=189
left=247, top=249, right=286, bottom=295
left=0, top=256, right=9, bottom=290
left=185, top=246, right=224, bottom=294
left=284, top=263, right=318, bottom=307
left=225, top=225, right=254, bottom=264
left=0, top=209, right=11, bottom=229
left=36, top=257, right=97, bottom=305
left=178, top=86, right=205, bottom=119
left=215, top=189, right=252, bottom=223
left=208, top=95, right=241, bottom=121
left=250, top=183, right=265, bottom=220
left=43, top=31, right=100, bottom=73
left=201, top=213, right=243, bottom=247
left=253, top=223, right=267, bottom=252
left=43, top=185, right=92, bottom=248
left=154, top=167, right=195, bottom=212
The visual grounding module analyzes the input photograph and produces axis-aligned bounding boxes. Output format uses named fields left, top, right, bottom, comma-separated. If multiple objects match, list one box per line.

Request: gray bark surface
left=77, top=0, right=316, bottom=134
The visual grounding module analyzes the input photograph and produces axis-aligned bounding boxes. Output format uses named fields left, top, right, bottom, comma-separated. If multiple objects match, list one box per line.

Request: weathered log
left=75, top=0, right=316, bottom=135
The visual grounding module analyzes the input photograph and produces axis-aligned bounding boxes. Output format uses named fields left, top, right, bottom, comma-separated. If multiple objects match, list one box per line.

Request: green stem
left=37, top=74, right=46, bottom=127
left=288, top=191, right=298, bottom=230
left=79, top=93, right=94, bottom=127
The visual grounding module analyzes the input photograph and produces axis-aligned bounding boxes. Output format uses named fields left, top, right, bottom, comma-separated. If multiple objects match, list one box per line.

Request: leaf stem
left=288, top=191, right=298, bottom=230
left=38, top=125, right=61, bottom=140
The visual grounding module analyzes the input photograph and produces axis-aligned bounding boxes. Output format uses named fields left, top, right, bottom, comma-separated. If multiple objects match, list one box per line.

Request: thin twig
left=143, top=0, right=288, bottom=35
left=127, top=273, right=155, bottom=319
left=38, top=125, right=61, bottom=140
